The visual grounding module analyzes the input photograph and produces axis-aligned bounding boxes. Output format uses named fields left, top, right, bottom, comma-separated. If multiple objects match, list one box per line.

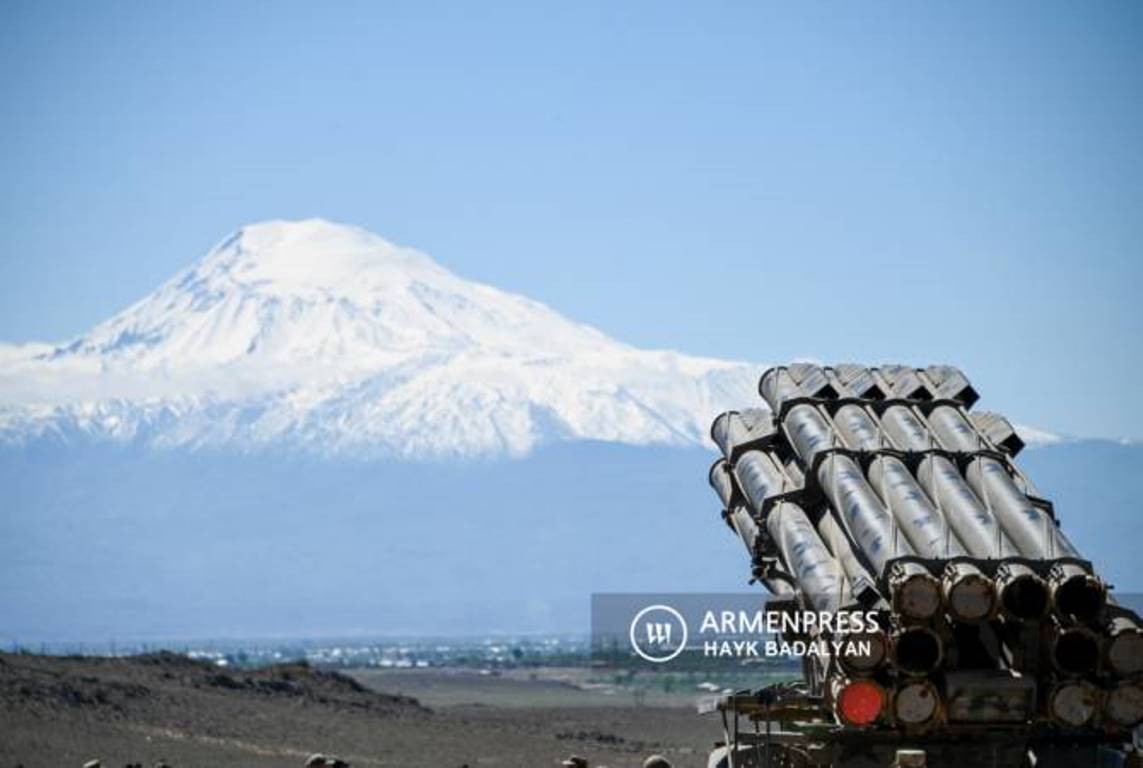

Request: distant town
left=6, top=634, right=594, bottom=670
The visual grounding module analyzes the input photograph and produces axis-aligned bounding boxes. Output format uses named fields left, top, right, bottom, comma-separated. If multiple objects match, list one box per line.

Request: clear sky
left=1, top=1, right=1141, bottom=440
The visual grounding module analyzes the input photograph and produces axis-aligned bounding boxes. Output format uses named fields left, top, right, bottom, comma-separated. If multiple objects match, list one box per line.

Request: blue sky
left=1, top=1, right=1141, bottom=440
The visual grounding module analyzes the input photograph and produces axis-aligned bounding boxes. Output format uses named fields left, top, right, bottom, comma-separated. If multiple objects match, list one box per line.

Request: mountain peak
left=200, top=219, right=444, bottom=300
left=0, top=221, right=759, bottom=457
left=61, top=217, right=605, bottom=370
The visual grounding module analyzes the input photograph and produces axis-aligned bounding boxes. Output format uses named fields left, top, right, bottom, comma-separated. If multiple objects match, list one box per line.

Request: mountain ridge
left=0, top=219, right=760, bottom=457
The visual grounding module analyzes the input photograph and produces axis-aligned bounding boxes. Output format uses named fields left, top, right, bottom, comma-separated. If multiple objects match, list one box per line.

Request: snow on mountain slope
left=0, top=219, right=760, bottom=457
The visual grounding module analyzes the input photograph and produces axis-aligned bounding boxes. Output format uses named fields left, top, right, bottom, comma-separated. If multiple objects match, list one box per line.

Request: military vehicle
left=705, top=364, right=1143, bottom=768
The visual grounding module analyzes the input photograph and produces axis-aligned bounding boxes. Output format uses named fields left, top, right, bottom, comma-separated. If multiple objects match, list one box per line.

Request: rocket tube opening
left=1052, top=628, right=1101, bottom=675
left=839, top=630, right=888, bottom=675
left=893, top=573, right=942, bottom=622
left=891, top=627, right=942, bottom=675
left=1049, top=681, right=1099, bottom=728
left=836, top=679, right=886, bottom=726
left=893, top=680, right=940, bottom=726
left=1107, top=625, right=1143, bottom=677
left=945, top=572, right=996, bottom=623
left=1105, top=681, right=1143, bottom=728
left=1000, top=574, right=1050, bottom=621
left=1053, top=574, right=1105, bottom=623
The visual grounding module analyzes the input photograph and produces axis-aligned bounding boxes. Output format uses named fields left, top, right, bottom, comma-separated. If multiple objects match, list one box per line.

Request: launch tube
left=1048, top=680, right=1100, bottom=728
left=764, top=501, right=850, bottom=615
left=881, top=405, right=1051, bottom=620
left=871, top=406, right=1017, bottom=558
left=817, top=512, right=879, bottom=602
left=727, top=505, right=795, bottom=597
left=866, top=456, right=996, bottom=622
left=866, top=455, right=966, bottom=558
left=960, top=456, right=1109, bottom=620
left=893, top=678, right=942, bottom=727
left=1049, top=623, right=1102, bottom=676
left=925, top=405, right=986, bottom=452
left=709, top=459, right=794, bottom=597
left=1105, top=680, right=1143, bottom=728
left=890, top=625, right=944, bottom=675
left=926, top=408, right=1107, bottom=620
left=783, top=403, right=839, bottom=467
left=1048, top=561, right=1107, bottom=624
left=880, top=405, right=939, bottom=452
left=816, top=454, right=940, bottom=620
left=724, top=505, right=759, bottom=556
left=814, top=453, right=911, bottom=576
left=835, top=404, right=975, bottom=559
left=920, top=365, right=979, bottom=406
left=708, top=459, right=737, bottom=509
left=731, top=449, right=791, bottom=512
left=913, top=456, right=1018, bottom=558
left=766, top=398, right=938, bottom=617
left=710, top=409, right=773, bottom=461
left=993, top=562, right=1051, bottom=620
left=758, top=367, right=802, bottom=412
left=840, top=627, right=889, bottom=677
left=817, top=513, right=889, bottom=672
left=830, top=677, right=887, bottom=727
left=928, top=414, right=1079, bottom=559
left=926, top=412, right=1054, bottom=553
left=1106, top=615, right=1143, bottom=677
left=832, top=403, right=890, bottom=452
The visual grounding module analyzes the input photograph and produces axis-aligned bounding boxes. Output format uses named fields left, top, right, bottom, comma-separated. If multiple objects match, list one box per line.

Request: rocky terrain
left=0, top=652, right=720, bottom=767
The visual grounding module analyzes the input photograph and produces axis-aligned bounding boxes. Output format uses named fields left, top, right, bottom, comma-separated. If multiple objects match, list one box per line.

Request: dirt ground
left=0, top=653, right=726, bottom=768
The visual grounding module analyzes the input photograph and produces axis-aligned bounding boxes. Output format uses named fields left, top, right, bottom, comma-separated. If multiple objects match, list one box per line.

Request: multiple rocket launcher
left=708, top=363, right=1143, bottom=734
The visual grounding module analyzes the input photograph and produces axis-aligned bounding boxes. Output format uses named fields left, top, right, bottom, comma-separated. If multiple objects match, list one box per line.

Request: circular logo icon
left=629, top=604, right=688, bottom=663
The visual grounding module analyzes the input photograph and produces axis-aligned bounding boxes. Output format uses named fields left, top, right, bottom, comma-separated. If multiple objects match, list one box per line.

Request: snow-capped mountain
left=2, top=220, right=1125, bottom=643
left=0, top=219, right=760, bottom=457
